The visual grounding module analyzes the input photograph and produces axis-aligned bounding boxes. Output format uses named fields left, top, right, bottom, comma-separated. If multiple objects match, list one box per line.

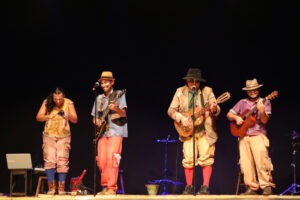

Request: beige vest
left=43, top=98, right=72, bottom=137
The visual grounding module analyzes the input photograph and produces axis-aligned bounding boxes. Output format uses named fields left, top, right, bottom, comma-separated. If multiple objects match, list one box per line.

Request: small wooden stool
left=35, top=176, right=48, bottom=196
left=10, top=169, right=28, bottom=196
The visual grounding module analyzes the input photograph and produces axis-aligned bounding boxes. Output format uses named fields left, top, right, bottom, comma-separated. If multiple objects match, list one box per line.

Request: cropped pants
left=43, top=134, right=71, bottom=173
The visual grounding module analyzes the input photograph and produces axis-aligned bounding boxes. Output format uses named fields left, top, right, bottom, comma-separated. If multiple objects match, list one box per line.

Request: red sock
left=184, top=168, right=194, bottom=186
left=203, top=166, right=212, bottom=186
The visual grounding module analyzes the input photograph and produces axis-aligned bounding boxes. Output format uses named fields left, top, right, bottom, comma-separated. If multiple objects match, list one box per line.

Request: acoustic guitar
left=95, top=89, right=126, bottom=141
left=174, top=92, right=231, bottom=137
left=230, top=90, right=278, bottom=137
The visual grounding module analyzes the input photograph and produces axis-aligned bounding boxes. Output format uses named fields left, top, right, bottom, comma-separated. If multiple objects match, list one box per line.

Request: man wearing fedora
left=227, top=78, right=275, bottom=195
left=91, top=71, right=128, bottom=195
left=168, top=68, right=220, bottom=195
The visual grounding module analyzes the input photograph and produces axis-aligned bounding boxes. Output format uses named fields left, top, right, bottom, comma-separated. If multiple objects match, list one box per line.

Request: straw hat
left=242, top=78, right=263, bottom=90
left=98, top=71, right=115, bottom=81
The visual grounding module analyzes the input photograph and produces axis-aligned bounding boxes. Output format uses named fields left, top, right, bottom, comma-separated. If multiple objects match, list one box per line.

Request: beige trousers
left=182, top=134, right=215, bottom=168
left=43, top=134, right=71, bottom=173
left=239, top=134, right=275, bottom=190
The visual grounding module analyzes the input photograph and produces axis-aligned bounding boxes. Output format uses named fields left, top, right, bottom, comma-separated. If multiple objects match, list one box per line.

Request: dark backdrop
left=1, top=0, right=299, bottom=195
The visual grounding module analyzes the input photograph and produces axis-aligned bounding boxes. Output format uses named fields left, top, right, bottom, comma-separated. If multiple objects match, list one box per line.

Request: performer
left=36, top=87, right=78, bottom=195
left=168, top=68, right=220, bottom=195
left=227, top=78, right=275, bottom=195
left=91, top=71, right=128, bottom=195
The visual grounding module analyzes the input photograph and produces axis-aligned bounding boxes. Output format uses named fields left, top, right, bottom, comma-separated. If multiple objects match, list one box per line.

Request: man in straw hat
left=91, top=71, right=128, bottom=195
left=168, top=68, right=220, bottom=195
left=227, top=78, right=275, bottom=195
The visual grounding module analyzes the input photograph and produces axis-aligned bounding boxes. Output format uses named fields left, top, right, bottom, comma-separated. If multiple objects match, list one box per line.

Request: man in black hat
left=168, top=68, right=220, bottom=195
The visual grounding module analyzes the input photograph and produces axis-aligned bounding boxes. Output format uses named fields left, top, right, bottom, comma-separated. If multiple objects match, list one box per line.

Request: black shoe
left=197, top=185, right=210, bottom=195
left=182, top=185, right=193, bottom=195
left=262, top=186, right=273, bottom=195
left=241, top=188, right=257, bottom=195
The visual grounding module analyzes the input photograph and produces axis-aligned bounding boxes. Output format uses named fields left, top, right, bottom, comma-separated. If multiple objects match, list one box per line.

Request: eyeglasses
left=247, top=90, right=259, bottom=93
left=187, top=79, right=200, bottom=83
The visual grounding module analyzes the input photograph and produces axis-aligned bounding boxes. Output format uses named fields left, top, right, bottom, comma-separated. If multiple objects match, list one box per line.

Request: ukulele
left=174, top=92, right=231, bottom=137
left=230, top=90, right=278, bottom=137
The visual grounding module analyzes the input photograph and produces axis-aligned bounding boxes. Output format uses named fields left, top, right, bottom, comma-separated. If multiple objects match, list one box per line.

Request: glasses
left=187, top=79, right=200, bottom=83
left=247, top=90, right=259, bottom=93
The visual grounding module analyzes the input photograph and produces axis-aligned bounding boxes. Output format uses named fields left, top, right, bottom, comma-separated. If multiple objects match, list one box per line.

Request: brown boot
left=241, top=188, right=257, bottom=195
left=58, top=181, right=66, bottom=195
left=262, top=186, right=273, bottom=195
left=47, top=181, right=56, bottom=195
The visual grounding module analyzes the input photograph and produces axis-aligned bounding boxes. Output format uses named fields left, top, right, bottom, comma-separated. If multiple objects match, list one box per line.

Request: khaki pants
left=182, top=134, right=215, bottom=168
left=239, top=134, right=275, bottom=190
left=43, top=134, right=71, bottom=173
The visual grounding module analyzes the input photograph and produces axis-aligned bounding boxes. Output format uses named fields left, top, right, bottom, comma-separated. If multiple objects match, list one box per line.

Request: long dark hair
left=46, top=87, right=65, bottom=113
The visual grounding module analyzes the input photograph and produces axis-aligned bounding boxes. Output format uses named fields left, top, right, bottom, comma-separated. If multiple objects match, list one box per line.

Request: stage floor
left=0, top=195, right=299, bottom=200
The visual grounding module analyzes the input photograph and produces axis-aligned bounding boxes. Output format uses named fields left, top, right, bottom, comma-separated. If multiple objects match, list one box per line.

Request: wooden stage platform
left=0, top=194, right=299, bottom=200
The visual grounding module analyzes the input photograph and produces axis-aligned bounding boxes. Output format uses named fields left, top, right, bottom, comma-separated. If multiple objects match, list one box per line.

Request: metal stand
left=151, top=135, right=183, bottom=195
left=235, top=136, right=246, bottom=194
left=192, top=86, right=196, bottom=195
left=280, top=130, right=300, bottom=195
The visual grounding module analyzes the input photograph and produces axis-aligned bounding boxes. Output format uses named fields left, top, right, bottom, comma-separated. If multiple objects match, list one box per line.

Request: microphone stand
left=192, top=86, right=196, bottom=195
left=280, top=130, right=300, bottom=195
left=93, top=87, right=98, bottom=196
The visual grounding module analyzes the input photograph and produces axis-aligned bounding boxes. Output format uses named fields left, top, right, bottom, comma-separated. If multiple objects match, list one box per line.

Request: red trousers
left=97, top=137, right=123, bottom=191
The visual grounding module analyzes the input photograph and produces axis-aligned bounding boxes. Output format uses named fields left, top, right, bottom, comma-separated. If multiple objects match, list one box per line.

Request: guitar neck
left=101, top=106, right=111, bottom=120
left=244, top=98, right=266, bottom=119
left=194, top=105, right=210, bottom=119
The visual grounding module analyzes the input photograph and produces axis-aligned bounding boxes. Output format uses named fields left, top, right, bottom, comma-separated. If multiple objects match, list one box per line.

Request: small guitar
left=95, top=89, right=126, bottom=141
left=230, top=90, right=278, bottom=137
left=174, top=92, right=231, bottom=137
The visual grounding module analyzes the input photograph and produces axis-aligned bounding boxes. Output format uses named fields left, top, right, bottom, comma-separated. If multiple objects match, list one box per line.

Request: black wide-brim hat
left=183, top=68, right=206, bottom=82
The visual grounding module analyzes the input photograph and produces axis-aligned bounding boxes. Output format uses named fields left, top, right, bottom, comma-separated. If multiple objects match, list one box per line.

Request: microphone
left=58, top=110, right=65, bottom=117
left=92, top=82, right=100, bottom=91
left=192, top=85, right=196, bottom=94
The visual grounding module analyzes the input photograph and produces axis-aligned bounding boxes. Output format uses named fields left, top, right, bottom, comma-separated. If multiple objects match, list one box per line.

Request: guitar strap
left=108, top=90, right=118, bottom=102
left=109, top=90, right=127, bottom=126
left=107, top=90, right=118, bottom=119
left=200, top=90, right=205, bottom=108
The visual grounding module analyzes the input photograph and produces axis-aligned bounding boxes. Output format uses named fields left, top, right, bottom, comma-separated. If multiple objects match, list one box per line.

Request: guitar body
left=230, top=109, right=256, bottom=137
left=174, top=107, right=205, bottom=137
